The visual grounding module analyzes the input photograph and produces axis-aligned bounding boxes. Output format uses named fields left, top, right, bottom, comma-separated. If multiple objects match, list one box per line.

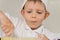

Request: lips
left=31, top=21, right=37, bottom=23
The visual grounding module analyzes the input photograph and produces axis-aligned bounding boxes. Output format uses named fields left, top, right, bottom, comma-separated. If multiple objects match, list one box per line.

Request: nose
left=32, top=13, right=36, bottom=18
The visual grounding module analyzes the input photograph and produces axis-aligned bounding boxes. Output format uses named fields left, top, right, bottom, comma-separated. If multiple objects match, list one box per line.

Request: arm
left=0, top=10, right=14, bottom=36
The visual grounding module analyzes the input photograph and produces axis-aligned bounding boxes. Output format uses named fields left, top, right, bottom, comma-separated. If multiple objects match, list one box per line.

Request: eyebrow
left=36, top=9, right=45, bottom=12
left=25, top=8, right=45, bottom=11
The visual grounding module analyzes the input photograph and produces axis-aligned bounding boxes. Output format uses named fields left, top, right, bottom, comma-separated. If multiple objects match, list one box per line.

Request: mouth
left=31, top=21, right=37, bottom=23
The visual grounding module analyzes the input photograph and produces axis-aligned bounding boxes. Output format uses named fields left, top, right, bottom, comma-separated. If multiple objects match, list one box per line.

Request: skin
left=0, top=11, right=14, bottom=36
left=21, top=1, right=49, bottom=29
left=37, top=33, right=49, bottom=40
left=21, top=1, right=49, bottom=40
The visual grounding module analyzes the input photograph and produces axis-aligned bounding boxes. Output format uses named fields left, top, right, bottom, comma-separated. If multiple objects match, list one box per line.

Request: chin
left=30, top=26, right=38, bottom=29
left=30, top=24, right=40, bottom=30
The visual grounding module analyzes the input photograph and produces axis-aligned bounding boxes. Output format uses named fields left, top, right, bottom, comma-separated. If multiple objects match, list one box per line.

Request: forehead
left=24, top=1, right=45, bottom=11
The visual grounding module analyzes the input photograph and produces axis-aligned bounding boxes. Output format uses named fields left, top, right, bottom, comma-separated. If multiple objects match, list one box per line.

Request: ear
left=21, top=9, right=25, bottom=17
left=44, top=11, right=50, bottom=19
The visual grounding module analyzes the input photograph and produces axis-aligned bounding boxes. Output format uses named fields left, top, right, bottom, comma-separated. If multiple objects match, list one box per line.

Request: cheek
left=37, top=15, right=45, bottom=21
left=24, top=14, right=31, bottom=21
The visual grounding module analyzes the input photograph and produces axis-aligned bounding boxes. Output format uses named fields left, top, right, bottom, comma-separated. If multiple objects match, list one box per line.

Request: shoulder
left=43, top=28, right=55, bottom=40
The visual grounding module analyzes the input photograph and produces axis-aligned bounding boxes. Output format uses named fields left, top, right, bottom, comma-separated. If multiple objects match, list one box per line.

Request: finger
left=4, top=27, right=10, bottom=33
left=1, top=24, right=12, bottom=32
left=1, top=25, right=8, bottom=31
left=1, top=26, right=12, bottom=36
left=5, top=26, right=14, bottom=36
left=37, top=33, right=46, bottom=40
left=42, top=34, right=49, bottom=40
left=4, top=26, right=13, bottom=35
left=36, top=32, right=43, bottom=40
left=5, top=29, right=13, bottom=36
left=36, top=32, right=42, bottom=38
left=1, top=25, right=13, bottom=34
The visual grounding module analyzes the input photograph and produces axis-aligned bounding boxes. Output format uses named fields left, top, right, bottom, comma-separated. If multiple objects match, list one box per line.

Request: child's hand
left=1, top=22, right=14, bottom=36
left=37, top=33, right=49, bottom=40
left=0, top=11, right=14, bottom=36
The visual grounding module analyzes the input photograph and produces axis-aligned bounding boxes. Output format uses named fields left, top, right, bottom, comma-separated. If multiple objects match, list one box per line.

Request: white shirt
left=0, top=13, right=56, bottom=40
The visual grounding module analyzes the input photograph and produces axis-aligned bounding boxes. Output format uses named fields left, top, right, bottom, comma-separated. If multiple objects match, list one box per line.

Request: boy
left=0, top=0, right=55, bottom=40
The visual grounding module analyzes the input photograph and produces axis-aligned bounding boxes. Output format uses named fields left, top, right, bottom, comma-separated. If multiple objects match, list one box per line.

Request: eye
left=37, top=11, right=42, bottom=14
left=27, top=11, right=32, bottom=13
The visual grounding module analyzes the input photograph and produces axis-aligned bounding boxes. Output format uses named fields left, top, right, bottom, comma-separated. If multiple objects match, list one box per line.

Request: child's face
left=21, top=1, right=49, bottom=29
